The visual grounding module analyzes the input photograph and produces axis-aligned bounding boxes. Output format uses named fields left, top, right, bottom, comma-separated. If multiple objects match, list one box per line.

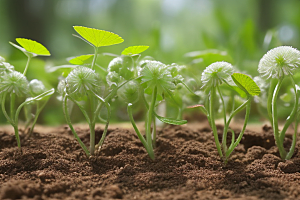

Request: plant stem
left=222, top=99, right=249, bottom=154
left=209, top=86, right=223, bottom=159
left=217, top=85, right=226, bottom=124
left=63, top=95, right=90, bottom=157
left=280, top=76, right=298, bottom=141
left=152, top=114, right=157, bottom=148
left=127, top=103, right=154, bottom=160
left=91, top=47, right=98, bottom=70
left=10, top=92, right=16, bottom=121
left=225, top=97, right=251, bottom=161
left=23, top=55, right=32, bottom=76
left=285, top=116, right=298, bottom=160
left=146, top=86, right=157, bottom=150
left=271, top=77, right=286, bottom=159
left=267, top=79, right=277, bottom=122
left=13, top=125, right=21, bottom=149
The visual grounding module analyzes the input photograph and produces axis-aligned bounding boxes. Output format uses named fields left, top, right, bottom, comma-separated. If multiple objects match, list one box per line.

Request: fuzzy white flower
left=201, top=61, right=234, bottom=88
left=0, top=71, right=29, bottom=96
left=258, top=46, right=300, bottom=79
left=65, top=66, right=101, bottom=97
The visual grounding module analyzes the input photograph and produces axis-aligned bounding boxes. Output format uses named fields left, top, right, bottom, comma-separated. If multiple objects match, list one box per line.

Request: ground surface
left=1, top=123, right=300, bottom=200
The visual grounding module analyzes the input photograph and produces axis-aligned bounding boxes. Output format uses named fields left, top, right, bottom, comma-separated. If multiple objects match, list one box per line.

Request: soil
left=1, top=122, right=300, bottom=200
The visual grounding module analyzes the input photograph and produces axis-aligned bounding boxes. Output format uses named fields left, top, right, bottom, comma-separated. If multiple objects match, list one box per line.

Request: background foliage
left=0, top=0, right=300, bottom=125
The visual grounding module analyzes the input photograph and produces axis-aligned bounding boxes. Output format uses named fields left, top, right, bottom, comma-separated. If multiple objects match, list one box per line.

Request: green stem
left=225, top=97, right=251, bottom=161
left=217, top=85, right=226, bottom=124
left=285, top=116, right=298, bottom=160
left=209, top=87, right=223, bottom=159
left=88, top=92, right=96, bottom=155
left=272, top=77, right=286, bottom=159
left=1, top=93, right=15, bottom=126
left=23, top=55, right=32, bottom=76
left=222, top=99, right=249, bottom=153
left=90, top=91, right=111, bottom=150
left=127, top=103, right=154, bottom=160
left=152, top=114, right=157, bottom=148
left=280, top=76, right=298, bottom=141
left=267, top=79, right=277, bottom=122
left=146, top=86, right=157, bottom=150
left=91, top=47, right=98, bottom=70
left=63, top=95, right=90, bottom=157
left=10, top=93, right=16, bottom=120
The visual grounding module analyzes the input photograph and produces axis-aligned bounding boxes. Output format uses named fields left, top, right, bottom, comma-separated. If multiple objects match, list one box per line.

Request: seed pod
left=201, top=61, right=234, bottom=88
left=65, top=66, right=101, bottom=98
left=258, top=46, right=300, bottom=79
left=0, top=71, right=29, bottom=96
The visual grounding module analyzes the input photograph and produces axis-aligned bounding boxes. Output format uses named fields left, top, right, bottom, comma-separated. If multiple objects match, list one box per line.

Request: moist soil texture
left=1, top=123, right=300, bottom=200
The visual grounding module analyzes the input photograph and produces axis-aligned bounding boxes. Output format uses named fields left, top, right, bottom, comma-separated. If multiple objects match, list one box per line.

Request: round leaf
left=73, top=26, right=124, bottom=47
left=231, top=73, right=260, bottom=96
left=15, top=38, right=50, bottom=56
left=121, top=46, right=149, bottom=55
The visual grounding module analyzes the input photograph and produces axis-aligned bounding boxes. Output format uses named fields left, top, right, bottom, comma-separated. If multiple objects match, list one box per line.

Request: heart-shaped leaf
left=73, top=26, right=124, bottom=47
left=121, top=46, right=149, bottom=55
left=231, top=73, right=260, bottom=96
left=10, top=38, right=50, bottom=56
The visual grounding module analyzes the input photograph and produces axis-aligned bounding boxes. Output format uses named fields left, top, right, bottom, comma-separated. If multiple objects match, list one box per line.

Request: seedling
left=258, top=46, right=300, bottom=160
left=189, top=61, right=260, bottom=163
left=61, top=26, right=124, bottom=157
left=0, top=39, right=54, bottom=149
left=124, top=60, right=187, bottom=160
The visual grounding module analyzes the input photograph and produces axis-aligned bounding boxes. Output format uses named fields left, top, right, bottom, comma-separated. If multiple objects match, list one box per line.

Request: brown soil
left=1, top=123, right=300, bottom=200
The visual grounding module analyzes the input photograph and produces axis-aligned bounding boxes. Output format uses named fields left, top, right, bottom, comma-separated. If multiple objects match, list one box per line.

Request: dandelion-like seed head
left=258, top=46, right=300, bottom=79
left=65, top=66, right=101, bottom=97
left=201, top=61, right=234, bottom=88
left=0, top=71, right=29, bottom=96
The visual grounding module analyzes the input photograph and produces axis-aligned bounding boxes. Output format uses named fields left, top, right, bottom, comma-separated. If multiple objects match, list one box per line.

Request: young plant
left=123, top=60, right=187, bottom=160
left=61, top=26, right=124, bottom=157
left=0, top=39, right=54, bottom=150
left=258, top=46, right=300, bottom=160
left=189, top=61, right=260, bottom=163
left=0, top=58, right=54, bottom=150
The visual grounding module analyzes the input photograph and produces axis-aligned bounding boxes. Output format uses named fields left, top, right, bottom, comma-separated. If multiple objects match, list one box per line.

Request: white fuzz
left=201, top=61, right=234, bottom=88
left=258, top=46, right=300, bottom=79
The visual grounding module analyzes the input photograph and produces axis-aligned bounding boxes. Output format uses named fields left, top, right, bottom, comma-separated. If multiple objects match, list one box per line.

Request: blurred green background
left=0, top=0, right=300, bottom=125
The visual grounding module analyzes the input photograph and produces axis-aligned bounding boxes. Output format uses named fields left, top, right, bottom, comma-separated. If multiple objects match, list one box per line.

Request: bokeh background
left=0, top=0, right=300, bottom=125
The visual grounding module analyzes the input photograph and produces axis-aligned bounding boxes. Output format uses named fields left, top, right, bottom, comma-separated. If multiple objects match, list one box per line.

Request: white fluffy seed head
left=201, top=61, right=234, bottom=88
left=0, top=71, right=29, bottom=96
left=29, top=79, right=46, bottom=96
left=258, top=46, right=300, bottom=79
left=65, top=66, right=101, bottom=97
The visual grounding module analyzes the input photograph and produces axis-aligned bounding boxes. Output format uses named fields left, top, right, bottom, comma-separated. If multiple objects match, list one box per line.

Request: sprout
left=258, top=46, right=300, bottom=160
left=0, top=71, right=29, bottom=96
left=258, top=46, right=300, bottom=79
left=201, top=61, right=234, bottom=88
left=65, top=66, right=101, bottom=98
left=190, top=62, right=260, bottom=163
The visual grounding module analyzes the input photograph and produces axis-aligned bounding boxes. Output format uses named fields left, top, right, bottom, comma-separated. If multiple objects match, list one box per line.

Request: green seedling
left=189, top=61, right=260, bottom=163
left=0, top=40, right=53, bottom=150
left=258, top=46, right=300, bottom=160
left=61, top=26, right=124, bottom=157
left=123, top=60, right=187, bottom=160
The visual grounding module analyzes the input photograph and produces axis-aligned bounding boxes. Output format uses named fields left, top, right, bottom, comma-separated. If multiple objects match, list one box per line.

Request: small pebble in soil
left=278, top=160, right=300, bottom=173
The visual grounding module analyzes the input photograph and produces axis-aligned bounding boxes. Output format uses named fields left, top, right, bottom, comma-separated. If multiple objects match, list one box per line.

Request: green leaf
left=10, top=38, right=50, bottom=56
left=67, top=54, right=94, bottom=65
left=121, top=46, right=149, bottom=55
left=45, top=64, right=77, bottom=73
left=73, top=26, right=124, bottom=47
left=231, top=73, right=260, bottom=96
left=155, top=114, right=187, bottom=125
